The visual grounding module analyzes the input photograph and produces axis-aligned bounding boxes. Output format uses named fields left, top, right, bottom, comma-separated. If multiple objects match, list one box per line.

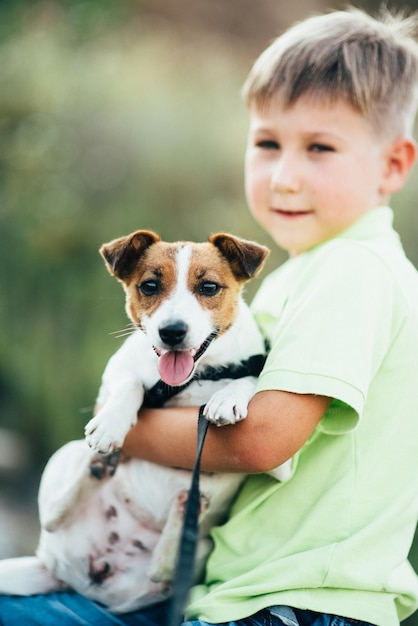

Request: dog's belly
left=38, top=477, right=169, bottom=612
left=37, top=455, right=245, bottom=612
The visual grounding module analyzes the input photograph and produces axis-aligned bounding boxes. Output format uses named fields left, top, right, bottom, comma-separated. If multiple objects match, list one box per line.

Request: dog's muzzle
left=153, top=326, right=219, bottom=386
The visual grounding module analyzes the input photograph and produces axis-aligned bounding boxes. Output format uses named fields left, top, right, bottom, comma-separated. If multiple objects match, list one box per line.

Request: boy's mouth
left=272, top=208, right=313, bottom=218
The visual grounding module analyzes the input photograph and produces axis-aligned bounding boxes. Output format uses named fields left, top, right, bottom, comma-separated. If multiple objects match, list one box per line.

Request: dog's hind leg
left=0, top=556, right=66, bottom=595
left=148, top=490, right=213, bottom=584
left=147, top=490, right=190, bottom=583
left=38, top=440, right=103, bottom=532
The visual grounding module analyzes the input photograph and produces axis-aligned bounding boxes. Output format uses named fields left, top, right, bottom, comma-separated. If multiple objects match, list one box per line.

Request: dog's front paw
left=85, top=409, right=134, bottom=454
left=85, top=415, right=119, bottom=454
left=204, top=397, right=248, bottom=426
left=203, top=378, right=256, bottom=426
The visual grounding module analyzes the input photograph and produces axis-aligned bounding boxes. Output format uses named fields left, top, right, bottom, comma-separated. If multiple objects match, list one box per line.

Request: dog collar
left=143, top=353, right=267, bottom=409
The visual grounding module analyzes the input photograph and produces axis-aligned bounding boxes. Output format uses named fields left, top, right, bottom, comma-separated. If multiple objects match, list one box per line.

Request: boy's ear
left=380, top=137, right=417, bottom=196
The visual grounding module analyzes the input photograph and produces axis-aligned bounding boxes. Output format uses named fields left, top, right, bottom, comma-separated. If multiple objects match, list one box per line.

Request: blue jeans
left=0, top=592, right=374, bottom=626
left=184, top=607, right=374, bottom=625
left=0, top=593, right=168, bottom=625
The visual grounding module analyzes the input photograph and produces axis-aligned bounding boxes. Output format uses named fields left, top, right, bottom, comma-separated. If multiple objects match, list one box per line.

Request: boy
left=1, top=6, right=418, bottom=626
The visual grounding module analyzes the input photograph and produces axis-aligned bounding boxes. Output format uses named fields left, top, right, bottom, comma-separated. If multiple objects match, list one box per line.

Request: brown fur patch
left=123, top=242, right=178, bottom=327
left=187, top=243, right=242, bottom=335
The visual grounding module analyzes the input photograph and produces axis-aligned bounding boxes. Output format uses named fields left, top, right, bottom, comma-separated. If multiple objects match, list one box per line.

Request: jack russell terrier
left=0, top=231, right=290, bottom=613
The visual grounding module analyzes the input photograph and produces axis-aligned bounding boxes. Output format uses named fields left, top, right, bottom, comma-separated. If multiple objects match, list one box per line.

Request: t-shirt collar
left=336, top=205, right=400, bottom=245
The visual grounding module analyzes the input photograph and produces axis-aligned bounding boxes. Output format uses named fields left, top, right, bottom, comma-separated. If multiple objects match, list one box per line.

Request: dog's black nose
left=159, top=321, right=188, bottom=346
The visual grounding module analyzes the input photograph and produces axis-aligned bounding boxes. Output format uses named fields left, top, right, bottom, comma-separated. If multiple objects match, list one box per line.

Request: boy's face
left=245, top=95, right=399, bottom=256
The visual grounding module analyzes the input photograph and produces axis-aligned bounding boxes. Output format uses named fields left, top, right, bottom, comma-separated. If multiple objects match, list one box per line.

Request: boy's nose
left=270, top=155, right=301, bottom=193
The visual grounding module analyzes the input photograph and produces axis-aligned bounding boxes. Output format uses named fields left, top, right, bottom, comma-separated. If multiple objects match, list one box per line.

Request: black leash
left=166, top=405, right=209, bottom=626
left=163, top=350, right=268, bottom=624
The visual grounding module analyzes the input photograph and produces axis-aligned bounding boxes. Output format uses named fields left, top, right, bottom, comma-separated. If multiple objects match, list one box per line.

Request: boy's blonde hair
left=243, top=7, right=418, bottom=136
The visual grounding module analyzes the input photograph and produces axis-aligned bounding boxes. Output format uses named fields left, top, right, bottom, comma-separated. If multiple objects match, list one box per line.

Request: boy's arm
left=122, top=390, right=331, bottom=473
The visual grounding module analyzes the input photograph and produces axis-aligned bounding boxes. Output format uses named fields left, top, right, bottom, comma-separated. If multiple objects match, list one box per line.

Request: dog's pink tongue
left=158, top=351, right=194, bottom=386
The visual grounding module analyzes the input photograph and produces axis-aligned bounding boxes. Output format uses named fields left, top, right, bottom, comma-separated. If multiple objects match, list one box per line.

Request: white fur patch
left=141, top=244, right=213, bottom=351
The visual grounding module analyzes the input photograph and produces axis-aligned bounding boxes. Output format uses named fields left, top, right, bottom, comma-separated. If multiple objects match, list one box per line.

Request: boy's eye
left=256, top=139, right=279, bottom=150
left=309, top=143, right=335, bottom=153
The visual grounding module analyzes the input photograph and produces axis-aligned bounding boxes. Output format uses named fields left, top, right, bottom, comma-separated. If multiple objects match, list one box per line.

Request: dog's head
left=100, top=230, right=269, bottom=386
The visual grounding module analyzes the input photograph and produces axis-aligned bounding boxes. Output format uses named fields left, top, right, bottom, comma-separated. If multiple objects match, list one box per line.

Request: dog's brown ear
left=209, top=233, right=270, bottom=280
left=100, top=230, right=161, bottom=279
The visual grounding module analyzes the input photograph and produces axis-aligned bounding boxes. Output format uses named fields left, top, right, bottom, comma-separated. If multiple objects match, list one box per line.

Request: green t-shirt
left=186, top=207, right=418, bottom=626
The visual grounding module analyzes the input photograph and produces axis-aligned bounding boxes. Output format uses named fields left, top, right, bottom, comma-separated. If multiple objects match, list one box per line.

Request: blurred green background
left=0, top=0, right=417, bottom=621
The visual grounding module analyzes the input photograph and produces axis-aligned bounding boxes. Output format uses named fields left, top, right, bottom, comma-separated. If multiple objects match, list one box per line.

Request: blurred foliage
left=0, top=0, right=275, bottom=461
left=0, top=1, right=418, bottom=620
left=1, top=0, right=417, bottom=456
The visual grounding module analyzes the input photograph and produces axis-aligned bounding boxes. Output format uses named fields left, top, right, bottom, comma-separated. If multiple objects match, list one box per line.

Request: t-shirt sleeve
left=255, top=241, right=400, bottom=433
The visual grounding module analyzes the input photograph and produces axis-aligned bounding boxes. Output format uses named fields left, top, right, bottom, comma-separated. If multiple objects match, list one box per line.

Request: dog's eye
left=138, top=280, right=160, bottom=296
left=198, top=281, right=221, bottom=296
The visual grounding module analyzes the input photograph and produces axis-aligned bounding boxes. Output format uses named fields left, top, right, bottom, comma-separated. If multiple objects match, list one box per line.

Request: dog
left=0, top=231, right=291, bottom=613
